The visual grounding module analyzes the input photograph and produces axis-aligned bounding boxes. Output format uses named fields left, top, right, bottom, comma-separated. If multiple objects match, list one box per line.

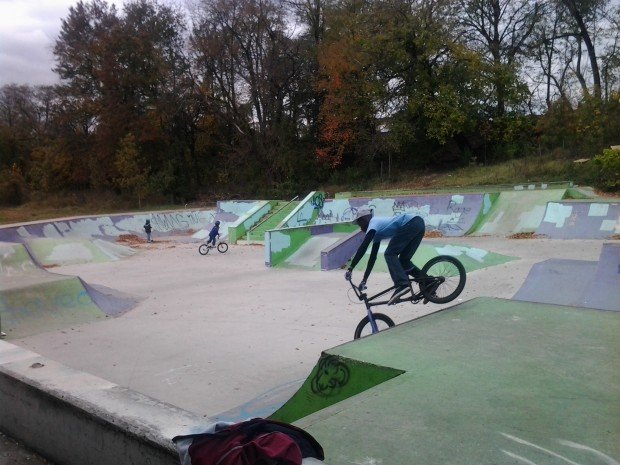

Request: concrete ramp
left=306, top=194, right=486, bottom=236
left=284, top=233, right=350, bottom=269
left=24, top=237, right=136, bottom=266
left=0, top=242, right=41, bottom=278
left=472, top=189, right=566, bottom=236
left=513, top=243, right=619, bottom=311
left=586, top=243, right=620, bottom=310
left=535, top=200, right=619, bottom=239
left=0, top=243, right=138, bottom=338
left=0, top=209, right=218, bottom=243
left=1, top=276, right=108, bottom=338
left=272, top=298, right=619, bottom=465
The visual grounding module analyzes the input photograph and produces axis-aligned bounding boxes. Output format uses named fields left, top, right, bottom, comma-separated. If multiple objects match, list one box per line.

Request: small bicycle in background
left=346, top=255, right=466, bottom=339
left=198, top=236, right=228, bottom=255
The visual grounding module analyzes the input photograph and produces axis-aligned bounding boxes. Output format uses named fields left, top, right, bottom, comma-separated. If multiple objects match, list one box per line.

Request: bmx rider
left=345, top=210, right=425, bottom=305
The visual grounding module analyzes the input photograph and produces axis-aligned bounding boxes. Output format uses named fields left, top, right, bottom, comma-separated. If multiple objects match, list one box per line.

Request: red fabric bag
left=189, top=430, right=302, bottom=465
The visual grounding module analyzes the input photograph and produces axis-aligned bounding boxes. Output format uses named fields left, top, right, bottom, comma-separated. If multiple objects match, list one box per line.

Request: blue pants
left=384, top=216, right=425, bottom=287
left=208, top=235, right=217, bottom=246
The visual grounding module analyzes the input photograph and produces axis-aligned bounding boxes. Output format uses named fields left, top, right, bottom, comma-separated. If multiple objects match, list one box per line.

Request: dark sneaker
left=388, top=285, right=410, bottom=305
left=405, top=266, right=423, bottom=278
left=422, top=282, right=440, bottom=304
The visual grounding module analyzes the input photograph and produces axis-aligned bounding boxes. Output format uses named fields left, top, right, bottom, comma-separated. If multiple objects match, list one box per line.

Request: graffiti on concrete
left=308, top=195, right=483, bottom=236
left=311, top=355, right=351, bottom=397
left=149, top=211, right=214, bottom=232
left=311, top=192, right=326, bottom=210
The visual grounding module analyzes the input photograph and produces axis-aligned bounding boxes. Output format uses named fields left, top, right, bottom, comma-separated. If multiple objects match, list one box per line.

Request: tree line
left=1, top=0, right=619, bottom=206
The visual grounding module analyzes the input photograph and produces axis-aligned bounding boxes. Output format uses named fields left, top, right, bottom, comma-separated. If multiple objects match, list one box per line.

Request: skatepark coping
left=0, top=340, right=209, bottom=465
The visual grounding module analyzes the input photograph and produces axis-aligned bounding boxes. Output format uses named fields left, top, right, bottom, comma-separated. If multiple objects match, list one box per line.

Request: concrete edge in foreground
left=0, top=340, right=209, bottom=465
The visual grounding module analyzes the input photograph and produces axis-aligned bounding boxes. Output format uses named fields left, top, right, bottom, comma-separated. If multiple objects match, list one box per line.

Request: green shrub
left=591, top=148, right=620, bottom=192
left=0, top=165, right=28, bottom=206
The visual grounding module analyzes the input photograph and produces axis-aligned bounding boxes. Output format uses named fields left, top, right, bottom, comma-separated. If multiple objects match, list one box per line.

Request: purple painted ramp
left=346, top=194, right=484, bottom=236
left=513, top=259, right=598, bottom=308
left=584, top=243, right=620, bottom=311
left=80, top=279, right=141, bottom=317
left=513, top=248, right=619, bottom=311
left=0, top=210, right=216, bottom=243
left=536, top=201, right=619, bottom=239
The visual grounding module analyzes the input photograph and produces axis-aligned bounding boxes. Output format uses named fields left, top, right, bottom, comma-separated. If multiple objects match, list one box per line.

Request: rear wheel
left=420, top=255, right=466, bottom=304
left=354, top=313, right=395, bottom=339
left=198, top=244, right=210, bottom=255
left=217, top=242, right=228, bottom=253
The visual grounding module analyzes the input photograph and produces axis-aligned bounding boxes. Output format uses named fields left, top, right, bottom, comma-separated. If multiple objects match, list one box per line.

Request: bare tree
left=458, top=0, right=542, bottom=116
left=190, top=0, right=309, bottom=185
left=560, top=0, right=603, bottom=99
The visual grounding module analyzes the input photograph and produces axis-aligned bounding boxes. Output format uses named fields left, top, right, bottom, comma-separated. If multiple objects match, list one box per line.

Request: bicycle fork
left=364, top=301, right=380, bottom=334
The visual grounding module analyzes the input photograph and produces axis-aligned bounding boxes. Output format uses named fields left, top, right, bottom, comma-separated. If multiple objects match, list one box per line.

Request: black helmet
left=215, top=220, right=220, bottom=226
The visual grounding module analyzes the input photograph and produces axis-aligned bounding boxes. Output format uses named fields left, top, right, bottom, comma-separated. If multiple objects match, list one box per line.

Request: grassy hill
left=0, top=153, right=616, bottom=226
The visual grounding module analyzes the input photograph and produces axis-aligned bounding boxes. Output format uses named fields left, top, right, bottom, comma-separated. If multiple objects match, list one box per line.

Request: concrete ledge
left=321, top=231, right=364, bottom=271
left=0, top=340, right=209, bottom=465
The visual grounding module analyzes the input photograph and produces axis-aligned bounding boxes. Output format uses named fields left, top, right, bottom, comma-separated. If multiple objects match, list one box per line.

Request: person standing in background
left=144, top=219, right=153, bottom=243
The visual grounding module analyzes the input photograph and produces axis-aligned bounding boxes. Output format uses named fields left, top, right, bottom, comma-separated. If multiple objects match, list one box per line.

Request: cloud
left=0, top=0, right=126, bottom=86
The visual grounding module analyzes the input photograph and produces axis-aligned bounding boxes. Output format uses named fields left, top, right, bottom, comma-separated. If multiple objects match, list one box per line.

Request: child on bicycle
left=345, top=210, right=425, bottom=305
left=207, top=220, right=221, bottom=247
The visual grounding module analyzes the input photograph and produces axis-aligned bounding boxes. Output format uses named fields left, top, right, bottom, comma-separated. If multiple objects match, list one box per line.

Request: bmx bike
left=198, top=237, right=228, bottom=255
left=346, top=255, right=466, bottom=339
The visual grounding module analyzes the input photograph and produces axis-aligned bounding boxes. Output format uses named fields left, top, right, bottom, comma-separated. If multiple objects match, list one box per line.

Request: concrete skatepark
left=0, top=185, right=618, bottom=464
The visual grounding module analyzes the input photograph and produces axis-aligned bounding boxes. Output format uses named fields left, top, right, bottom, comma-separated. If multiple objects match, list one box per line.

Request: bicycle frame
left=204, top=236, right=223, bottom=246
left=347, top=278, right=425, bottom=334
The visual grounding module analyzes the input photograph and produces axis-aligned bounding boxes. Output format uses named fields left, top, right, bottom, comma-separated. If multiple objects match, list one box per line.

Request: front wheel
left=420, top=255, right=466, bottom=304
left=217, top=242, right=228, bottom=253
left=354, top=313, right=395, bottom=339
left=198, top=244, right=210, bottom=255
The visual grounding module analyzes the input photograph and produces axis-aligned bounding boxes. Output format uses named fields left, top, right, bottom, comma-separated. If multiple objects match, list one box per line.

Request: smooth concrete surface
left=291, top=298, right=620, bottom=465
left=0, top=341, right=208, bottom=465
left=1, top=236, right=616, bottom=464
left=4, top=237, right=609, bottom=416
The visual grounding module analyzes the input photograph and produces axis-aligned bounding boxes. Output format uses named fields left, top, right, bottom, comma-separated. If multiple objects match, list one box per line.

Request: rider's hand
left=359, top=280, right=366, bottom=291
left=345, top=270, right=352, bottom=281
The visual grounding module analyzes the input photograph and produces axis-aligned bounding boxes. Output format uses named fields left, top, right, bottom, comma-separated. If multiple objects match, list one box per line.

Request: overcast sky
left=0, top=0, right=127, bottom=86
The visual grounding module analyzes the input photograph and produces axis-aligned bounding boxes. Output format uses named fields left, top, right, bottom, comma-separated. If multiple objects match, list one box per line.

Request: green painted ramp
left=24, top=237, right=135, bottom=266
left=287, top=297, right=619, bottom=465
left=0, top=242, right=41, bottom=278
left=1, top=276, right=107, bottom=338
left=283, top=232, right=351, bottom=269
left=354, top=243, right=516, bottom=274
left=473, top=189, right=566, bottom=236
left=0, top=242, right=131, bottom=338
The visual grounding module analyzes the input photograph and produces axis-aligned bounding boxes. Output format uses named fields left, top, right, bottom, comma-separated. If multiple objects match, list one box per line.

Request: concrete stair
left=244, top=200, right=299, bottom=242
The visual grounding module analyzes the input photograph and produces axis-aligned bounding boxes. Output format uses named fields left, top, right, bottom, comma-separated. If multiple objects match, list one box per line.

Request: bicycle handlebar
left=346, top=277, right=365, bottom=301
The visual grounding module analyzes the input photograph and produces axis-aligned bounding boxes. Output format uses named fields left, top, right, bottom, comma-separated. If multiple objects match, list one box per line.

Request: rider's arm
left=348, top=230, right=376, bottom=271
left=362, top=241, right=381, bottom=282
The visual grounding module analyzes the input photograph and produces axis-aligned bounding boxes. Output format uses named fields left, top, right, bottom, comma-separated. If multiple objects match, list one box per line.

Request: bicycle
left=346, top=255, right=466, bottom=339
left=198, top=237, right=229, bottom=255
